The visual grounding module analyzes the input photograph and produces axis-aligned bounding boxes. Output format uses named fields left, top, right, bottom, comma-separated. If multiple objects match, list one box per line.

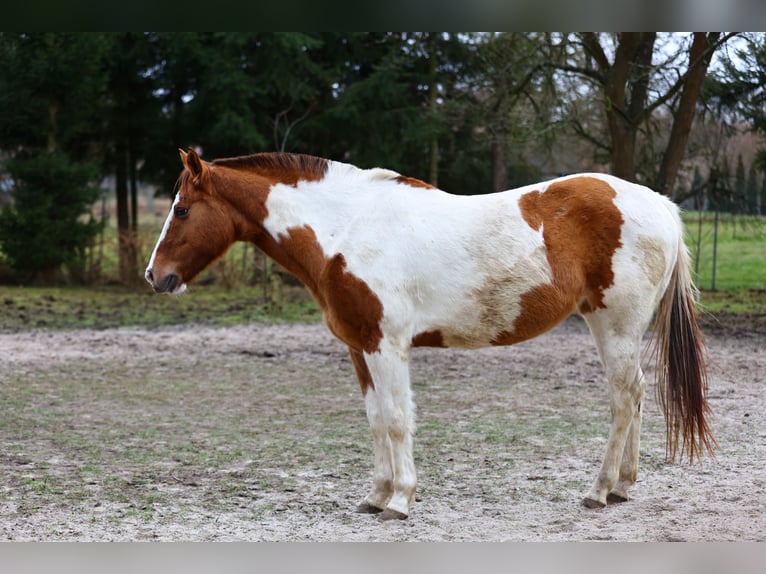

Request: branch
left=579, top=32, right=610, bottom=73
left=273, top=103, right=314, bottom=152
left=646, top=32, right=737, bottom=116
left=545, top=61, right=604, bottom=84
left=569, top=115, right=611, bottom=152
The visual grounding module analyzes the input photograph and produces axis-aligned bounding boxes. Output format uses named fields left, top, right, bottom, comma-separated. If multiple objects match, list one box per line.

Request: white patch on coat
left=591, top=175, right=679, bottom=330
left=263, top=161, right=558, bottom=349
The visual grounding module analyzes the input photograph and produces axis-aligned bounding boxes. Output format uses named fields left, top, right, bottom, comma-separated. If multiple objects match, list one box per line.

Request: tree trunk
left=492, top=114, right=508, bottom=193
left=601, top=33, right=656, bottom=181
left=116, top=142, right=139, bottom=287
left=47, top=99, right=58, bottom=154
left=655, top=33, right=721, bottom=198
left=607, top=118, right=637, bottom=180
left=129, top=141, right=139, bottom=233
left=428, top=33, right=439, bottom=187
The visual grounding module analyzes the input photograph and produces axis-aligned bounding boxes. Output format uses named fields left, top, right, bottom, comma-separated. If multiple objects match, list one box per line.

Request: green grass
left=684, top=212, right=766, bottom=292
left=0, top=284, right=320, bottom=333
left=696, top=288, right=766, bottom=315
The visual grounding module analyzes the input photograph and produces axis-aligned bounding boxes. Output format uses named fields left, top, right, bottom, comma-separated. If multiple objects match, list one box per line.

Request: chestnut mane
left=212, top=152, right=329, bottom=181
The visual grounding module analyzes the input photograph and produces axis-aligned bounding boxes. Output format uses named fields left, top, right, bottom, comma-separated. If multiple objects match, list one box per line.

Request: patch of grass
left=684, top=212, right=766, bottom=292
left=22, top=477, right=63, bottom=495
left=698, top=288, right=766, bottom=315
left=0, top=284, right=320, bottom=333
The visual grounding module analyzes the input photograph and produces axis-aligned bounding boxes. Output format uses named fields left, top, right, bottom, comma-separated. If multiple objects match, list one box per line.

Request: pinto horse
left=145, top=148, right=715, bottom=520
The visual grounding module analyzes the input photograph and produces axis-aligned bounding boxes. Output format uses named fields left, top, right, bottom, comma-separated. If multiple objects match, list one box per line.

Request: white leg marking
left=612, top=367, right=646, bottom=501
left=363, top=341, right=416, bottom=517
left=362, top=389, right=394, bottom=510
left=583, top=313, right=645, bottom=507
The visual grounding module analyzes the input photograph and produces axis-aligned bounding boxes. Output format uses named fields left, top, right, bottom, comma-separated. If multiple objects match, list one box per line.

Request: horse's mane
left=212, top=152, right=329, bottom=180
left=211, top=152, right=434, bottom=190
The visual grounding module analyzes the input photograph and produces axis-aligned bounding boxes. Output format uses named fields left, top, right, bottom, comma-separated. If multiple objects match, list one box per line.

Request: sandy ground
left=1, top=315, right=764, bottom=541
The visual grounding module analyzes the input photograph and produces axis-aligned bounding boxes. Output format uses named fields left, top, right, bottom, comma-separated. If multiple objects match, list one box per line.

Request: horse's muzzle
left=145, top=268, right=182, bottom=294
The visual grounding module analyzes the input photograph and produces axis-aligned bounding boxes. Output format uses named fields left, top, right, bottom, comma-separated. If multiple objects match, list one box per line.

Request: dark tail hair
left=651, top=239, right=717, bottom=463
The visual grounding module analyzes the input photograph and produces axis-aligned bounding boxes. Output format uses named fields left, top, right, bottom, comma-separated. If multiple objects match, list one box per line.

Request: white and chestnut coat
left=146, top=150, right=714, bottom=520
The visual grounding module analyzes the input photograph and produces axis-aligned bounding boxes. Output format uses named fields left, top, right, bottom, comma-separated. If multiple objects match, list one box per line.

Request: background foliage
left=0, top=32, right=764, bottom=290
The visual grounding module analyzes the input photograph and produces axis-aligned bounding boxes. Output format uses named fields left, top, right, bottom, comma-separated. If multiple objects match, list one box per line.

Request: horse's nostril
left=145, top=268, right=154, bottom=284
left=162, top=273, right=180, bottom=293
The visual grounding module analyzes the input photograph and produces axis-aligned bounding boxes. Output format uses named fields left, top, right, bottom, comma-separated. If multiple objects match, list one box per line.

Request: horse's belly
left=411, top=268, right=581, bottom=350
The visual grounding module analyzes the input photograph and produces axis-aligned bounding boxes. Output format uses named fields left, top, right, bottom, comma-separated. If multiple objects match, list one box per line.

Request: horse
left=145, top=148, right=715, bottom=520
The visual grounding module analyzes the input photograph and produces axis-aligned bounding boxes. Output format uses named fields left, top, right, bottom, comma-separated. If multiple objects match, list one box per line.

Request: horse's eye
left=174, top=206, right=189, bottom=219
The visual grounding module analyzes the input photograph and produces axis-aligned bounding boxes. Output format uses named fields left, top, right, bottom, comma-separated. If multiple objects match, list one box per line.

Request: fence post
left=711, top=209, right=719, bottom=291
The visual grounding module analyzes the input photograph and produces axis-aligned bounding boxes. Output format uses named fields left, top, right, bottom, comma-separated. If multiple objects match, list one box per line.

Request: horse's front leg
left=349, top=348, right=393, bottom=514
left=360, top=341, right=417, bottom=520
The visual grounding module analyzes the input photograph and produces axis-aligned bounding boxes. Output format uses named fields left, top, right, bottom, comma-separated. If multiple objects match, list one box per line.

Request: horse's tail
left=651, top=229, right=717, bottom=463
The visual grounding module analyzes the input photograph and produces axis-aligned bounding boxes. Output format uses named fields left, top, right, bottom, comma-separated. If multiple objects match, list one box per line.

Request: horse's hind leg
left=582, top=312, right=646, bottom=508
left=608, top=366, right=645, bottom=503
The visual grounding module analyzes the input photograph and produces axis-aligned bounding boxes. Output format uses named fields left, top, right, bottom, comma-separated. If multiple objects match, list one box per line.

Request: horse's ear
left=178, top=148, right=188, bottom=163
left=181, top=147, right=206, bottom=184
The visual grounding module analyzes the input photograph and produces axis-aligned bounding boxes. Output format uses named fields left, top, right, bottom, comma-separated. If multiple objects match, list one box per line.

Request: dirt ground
left=1, top=314, right=764, bottom=541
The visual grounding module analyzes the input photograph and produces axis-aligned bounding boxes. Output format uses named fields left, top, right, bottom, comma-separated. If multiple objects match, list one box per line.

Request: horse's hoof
left=379, top=508, right=408, bottom=521
left=607, top=492, right=629, bottom=504
left=582, top=497, right=606, bottom=509
left=356, top=502, right=384, bottom=514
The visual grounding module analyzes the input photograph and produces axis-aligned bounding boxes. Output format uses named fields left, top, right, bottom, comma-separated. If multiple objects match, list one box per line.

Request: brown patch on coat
left=256, top=225, right=326, bottom=296
left=348, top=347, right=374, bottom=395
left=412, top=330, right=445, bottom=348
left=321, top=253, right=384, bottom=354
left=492, top=177, right=624, bottom=345
left=257, top=225, right=384, bottom=354
left=395, top=176, right=436, bottom=189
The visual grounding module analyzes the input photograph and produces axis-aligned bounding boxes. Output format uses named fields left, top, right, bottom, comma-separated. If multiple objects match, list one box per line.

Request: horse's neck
left=229, top=166, right=349, bottom=296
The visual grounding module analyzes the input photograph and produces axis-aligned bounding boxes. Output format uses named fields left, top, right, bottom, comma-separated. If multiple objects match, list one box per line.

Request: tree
left=469, top=33, right=554, bottom=191
left=552, top=32, right=733, bottom=197
left=0, top=33, right=108, bottom=283
left=0, top=155, right=102, bottom=282
left=715, top=33, right=766, bottom=133
left=104, top=32, right=162, bottom=286
left=734, top=154, right=746, bottom=213
left=713, top=33, right=766, bottom=214
left=655, top=33, right=726, bottom=198
left=316, top=33, right=477, bottom=189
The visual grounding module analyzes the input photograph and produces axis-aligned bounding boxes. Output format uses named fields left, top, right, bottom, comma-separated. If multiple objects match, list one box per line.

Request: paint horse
left=146, top=149, right=715, bottom=520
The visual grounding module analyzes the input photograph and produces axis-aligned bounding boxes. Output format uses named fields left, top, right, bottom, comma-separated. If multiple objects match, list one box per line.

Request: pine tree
left=0, top=33, right=108, bottom=283
left=0, top=154, right=102, bottom=282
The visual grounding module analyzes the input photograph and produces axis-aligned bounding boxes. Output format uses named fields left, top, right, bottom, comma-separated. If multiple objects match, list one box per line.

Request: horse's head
left=145, top=148, right=238, bottom=294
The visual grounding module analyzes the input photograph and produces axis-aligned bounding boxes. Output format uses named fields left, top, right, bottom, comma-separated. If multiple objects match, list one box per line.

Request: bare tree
left=473, top=33, right=553, bottom=192
left=553, top=32, right=736, bottom=196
